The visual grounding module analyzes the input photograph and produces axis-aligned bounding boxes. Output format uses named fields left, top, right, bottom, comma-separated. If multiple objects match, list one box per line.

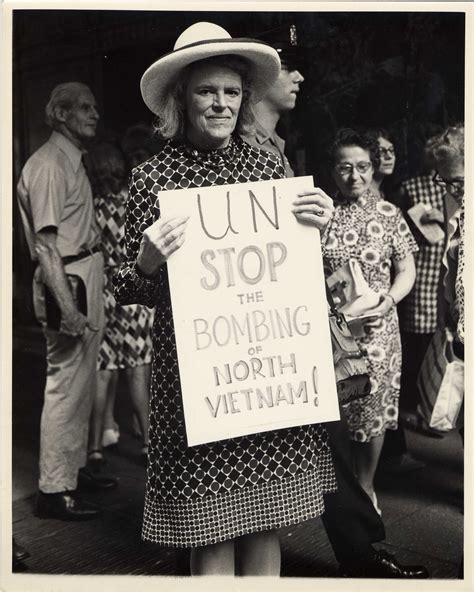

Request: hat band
left=156, top=37, right=274, bottom=64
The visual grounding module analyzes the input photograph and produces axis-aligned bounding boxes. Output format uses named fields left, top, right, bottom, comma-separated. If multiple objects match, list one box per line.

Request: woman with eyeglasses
left=323, top=128, right=418, bottom=515
left=369, top=129, right=397, bottom=198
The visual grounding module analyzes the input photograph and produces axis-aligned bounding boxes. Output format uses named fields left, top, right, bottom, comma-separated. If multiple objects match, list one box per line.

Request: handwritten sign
left=160, top=177, right=339, bottom=446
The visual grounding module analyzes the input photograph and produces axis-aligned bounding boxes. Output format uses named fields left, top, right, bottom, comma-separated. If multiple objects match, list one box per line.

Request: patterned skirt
left=141, top=310, right=337, bottom=548
left=98, top=271, right=154, bottom=371
left=343, top=307, right=401, bottom=442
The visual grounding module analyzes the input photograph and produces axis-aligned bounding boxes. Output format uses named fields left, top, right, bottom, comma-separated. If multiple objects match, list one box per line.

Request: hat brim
left=140, top=39, right=281, bottom=116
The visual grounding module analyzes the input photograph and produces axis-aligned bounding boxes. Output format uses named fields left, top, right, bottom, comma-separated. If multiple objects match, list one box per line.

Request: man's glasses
left=335, top=161, right=373, bottom=175
left=379, top=147, right=395, bottom=158
left=432, top=171, right=464, bottom=197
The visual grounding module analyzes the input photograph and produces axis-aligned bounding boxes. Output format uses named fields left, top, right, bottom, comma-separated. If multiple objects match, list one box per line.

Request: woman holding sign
left=323, top=128, right=418, bottom=515
left=115, top=22, right=335, bottom=576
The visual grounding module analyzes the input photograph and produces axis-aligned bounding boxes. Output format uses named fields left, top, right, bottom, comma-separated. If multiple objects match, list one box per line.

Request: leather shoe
left=12, top=538, right=30, bottom=565
left=340, top=548, right=430, bottom=578
left=78, top=457, right=119, bottom=491
left=35, top=490, right=102, bottom=521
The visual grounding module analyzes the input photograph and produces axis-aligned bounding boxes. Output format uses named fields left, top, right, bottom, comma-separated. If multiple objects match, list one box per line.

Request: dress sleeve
left=390, top=206, right=419, bottom=261
left=113, top=167, right=164, bottom=308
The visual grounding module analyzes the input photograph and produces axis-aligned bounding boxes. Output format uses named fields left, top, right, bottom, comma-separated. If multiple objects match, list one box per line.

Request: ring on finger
left=316, top=208, right=325, bottom=217
left=163, top=233, right=174, bottom=247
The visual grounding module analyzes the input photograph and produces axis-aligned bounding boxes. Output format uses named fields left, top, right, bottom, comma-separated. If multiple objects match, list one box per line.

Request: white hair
left=45, top=82, right=91, bottom=129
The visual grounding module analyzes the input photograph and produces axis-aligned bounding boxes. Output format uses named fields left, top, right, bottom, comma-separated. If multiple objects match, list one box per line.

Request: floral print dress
left=323, top=190, right=418, bottom=442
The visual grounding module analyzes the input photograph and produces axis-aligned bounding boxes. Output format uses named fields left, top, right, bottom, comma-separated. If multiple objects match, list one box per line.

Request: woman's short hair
left=152, top=55, right=255, bottom=140
left=327, top=128, right=381, bottom=170
left=426, top=124, right=464, bottom=169
left=45, top=82, right=91, bottom=130
left=87, top=141, right=127, bottom=196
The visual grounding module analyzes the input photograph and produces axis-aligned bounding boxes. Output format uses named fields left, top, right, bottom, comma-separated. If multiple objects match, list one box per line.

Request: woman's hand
left=292, top=188, right=334, bottom=230
left=363, top=294, right=395, bottom=325
left=136, top=215, right=189, bottom=278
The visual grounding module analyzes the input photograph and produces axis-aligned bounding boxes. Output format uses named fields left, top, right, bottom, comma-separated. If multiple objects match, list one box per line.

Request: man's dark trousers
left=322, top=411, right=385, bottom=562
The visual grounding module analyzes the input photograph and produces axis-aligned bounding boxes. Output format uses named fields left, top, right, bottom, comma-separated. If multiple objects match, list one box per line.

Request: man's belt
left=62, top=245, right=101, bottom=266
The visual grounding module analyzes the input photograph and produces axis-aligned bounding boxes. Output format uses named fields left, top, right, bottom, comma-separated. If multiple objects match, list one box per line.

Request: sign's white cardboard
left=160, top=176, right=340, bottom=446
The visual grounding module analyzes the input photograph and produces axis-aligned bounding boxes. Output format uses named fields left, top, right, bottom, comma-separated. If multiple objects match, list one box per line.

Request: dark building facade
left=12, top=9, right=465, bottom=324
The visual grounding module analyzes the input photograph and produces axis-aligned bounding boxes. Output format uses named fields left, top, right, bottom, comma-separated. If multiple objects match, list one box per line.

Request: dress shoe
left=12, top=538, right=30, bottom=565
left=78, top=455, right=119, bottom=491
left=340, top=548, right=430, bottom=578
left=35, top=490, right=101, bottom=521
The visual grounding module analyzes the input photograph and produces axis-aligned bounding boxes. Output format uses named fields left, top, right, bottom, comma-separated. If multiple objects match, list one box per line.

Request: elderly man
left=243, top=31, right=429, bottom=579
left=17, top=82, right=117, bottom=521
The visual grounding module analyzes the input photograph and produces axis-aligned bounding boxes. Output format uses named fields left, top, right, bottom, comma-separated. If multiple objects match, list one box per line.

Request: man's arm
left=35, top=227, right=97, bottom=337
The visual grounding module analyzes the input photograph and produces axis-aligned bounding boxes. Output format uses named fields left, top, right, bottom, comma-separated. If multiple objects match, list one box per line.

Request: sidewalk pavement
left=10, top=336, right=465, bottom=579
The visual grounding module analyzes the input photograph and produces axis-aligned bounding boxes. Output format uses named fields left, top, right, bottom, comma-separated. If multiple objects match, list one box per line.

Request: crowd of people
left=13, top=21, right=464, bottom=579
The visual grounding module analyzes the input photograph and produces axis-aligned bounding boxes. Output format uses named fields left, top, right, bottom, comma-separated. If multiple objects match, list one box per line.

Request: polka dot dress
left=114, top=135, right=337, bottom=547
left=323, top=190, right=419, bottom=442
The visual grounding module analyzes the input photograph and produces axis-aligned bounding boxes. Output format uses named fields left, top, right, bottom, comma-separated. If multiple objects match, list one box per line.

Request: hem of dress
left=349, top=420, right=398, bottom=443
left=141, top=452, right=336, bottom=548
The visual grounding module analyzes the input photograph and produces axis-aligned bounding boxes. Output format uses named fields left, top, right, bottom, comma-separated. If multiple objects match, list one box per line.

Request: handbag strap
left=325, top=281, right=345, bottom=327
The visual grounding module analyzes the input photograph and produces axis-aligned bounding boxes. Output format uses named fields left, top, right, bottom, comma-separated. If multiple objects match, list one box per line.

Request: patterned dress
left=399, top=175, right=446, bottom=334
left=455, top=201, right=464, bottom=344
left=323, top=190, right=418, bottom=442
left=95, top=189, right=154, bottom=370
left=114, top=135, right=336, bottom=548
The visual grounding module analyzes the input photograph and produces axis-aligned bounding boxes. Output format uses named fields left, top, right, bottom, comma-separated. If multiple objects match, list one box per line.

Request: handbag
left=326, top=285, right=372, bottom=405
left=326, top=258, right=380, bottom=318
left=417, top=328, right=464, bottom=431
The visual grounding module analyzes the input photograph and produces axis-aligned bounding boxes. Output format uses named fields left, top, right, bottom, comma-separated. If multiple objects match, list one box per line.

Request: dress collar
left=336, top=188, right=375, bottom=207
left=178, top=134, right=242, bottom=169
left=254, top=122, right=272, bottom=144
left=445, top=190, right=462, bottom=221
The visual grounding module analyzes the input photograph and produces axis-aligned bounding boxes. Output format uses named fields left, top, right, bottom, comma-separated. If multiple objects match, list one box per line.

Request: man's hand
left=60, top=308, right=98, bottom=337
left=35, top=228, right=98, bottom=338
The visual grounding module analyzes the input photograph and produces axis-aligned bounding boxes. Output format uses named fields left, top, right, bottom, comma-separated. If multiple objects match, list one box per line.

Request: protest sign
left=160, top=176, right=339, bottom=446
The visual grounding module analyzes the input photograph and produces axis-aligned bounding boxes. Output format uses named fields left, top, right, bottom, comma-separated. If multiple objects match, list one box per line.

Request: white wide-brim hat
left=140, top=21, right=281, bottom=115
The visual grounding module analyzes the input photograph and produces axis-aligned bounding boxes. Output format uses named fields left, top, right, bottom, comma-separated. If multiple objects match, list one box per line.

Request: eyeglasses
left=335, top=161, right=373, bottom=175
left=379, top=147, right=395, bottom=157
left=432, top=171, right=464, bottom=197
